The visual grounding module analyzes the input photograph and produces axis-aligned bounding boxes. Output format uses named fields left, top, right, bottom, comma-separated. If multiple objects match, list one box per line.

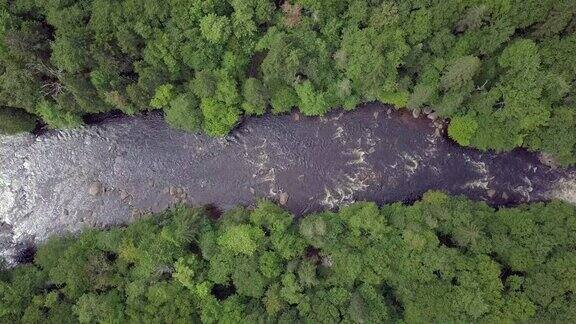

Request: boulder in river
left=486, top=189, right=496, bottom=198
left=278, top=192, right=289, bottom=205
left=88, top=181, right=103, bottom=196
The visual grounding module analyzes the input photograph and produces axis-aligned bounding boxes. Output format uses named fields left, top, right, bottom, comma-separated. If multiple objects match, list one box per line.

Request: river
left=1, top=102, right=575, bottom=263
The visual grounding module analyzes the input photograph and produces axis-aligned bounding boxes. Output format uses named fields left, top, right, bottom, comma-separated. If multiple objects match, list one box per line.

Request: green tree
left=295, top=81, right=330, bottom=116
left=150, top=84, right=175, bottom=109
left=36, top=100, right=83, bottom=129
left=440, top=56, right=481, bottom=91
left=217, top=224, right=263, bottom=256
left=200, top=14, right=231, bottom=45
left=165, top=93, right=202, bottom=132
left=242, top=77, right=268, bottom=115
left=200, top=98, right=240, bottom=136
left=0, top=107, right=37, bottom=134
left=448, top=115, right=479, bottom=146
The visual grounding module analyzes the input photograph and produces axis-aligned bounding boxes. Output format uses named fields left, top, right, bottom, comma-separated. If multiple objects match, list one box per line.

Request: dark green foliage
left=242, top=77, right=267, bottom=115
left=1, top=192, right=575, bottom=322
left=0, top=0, right=575, bottom=164
left=0, top=106, right=36, bottom=134
left=165, top=93, right=202, bottom=133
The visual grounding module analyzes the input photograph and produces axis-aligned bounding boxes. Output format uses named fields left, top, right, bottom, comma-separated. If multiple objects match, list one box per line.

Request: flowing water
left=1, top=102, right=575, bottom=263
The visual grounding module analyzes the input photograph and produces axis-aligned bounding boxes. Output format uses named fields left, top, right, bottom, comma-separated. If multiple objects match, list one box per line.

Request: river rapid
left=1, top=102, right=575, bottom=263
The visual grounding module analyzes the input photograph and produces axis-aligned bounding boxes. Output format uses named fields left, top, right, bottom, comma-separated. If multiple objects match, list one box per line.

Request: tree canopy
left=1, top=192, right=575, bottom=322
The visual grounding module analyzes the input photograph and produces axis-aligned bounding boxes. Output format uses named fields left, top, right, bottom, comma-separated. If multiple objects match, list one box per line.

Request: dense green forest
left=1, top=192, right=575, bottom=322
left=1, top=0, right=575, bottom=164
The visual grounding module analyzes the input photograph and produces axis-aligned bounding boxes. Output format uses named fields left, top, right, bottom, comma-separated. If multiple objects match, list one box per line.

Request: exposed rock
left=88, top=181, right=103, bottom=196
left=412, top=108, right=421, bottom=118
left=538, top=152, right=559, bottom=169
left=293, top=113, right=300, bottom=121
left=278, top=192, right=289, bottom=205
left=501, top=192, right=509, bottom=200
left=131, top=209, right=143, bottom=220
left=321, top=255, right=333, bottom=267
left=423, top=107, right=433, bottom=115
left=120, top=190, right=130, bottom=201
left=549, top=176, right=576, bottom=205
left=486, top=189, right=496, bottom=198
left=169, top=186, right=177, bottom=196
left=427, top=112, right=437, bottom=120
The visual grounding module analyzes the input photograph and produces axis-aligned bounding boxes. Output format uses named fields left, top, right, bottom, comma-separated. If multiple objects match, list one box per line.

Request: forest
left=0, top=0, right=575, bottom=164
left=1, top=192, right=575, bottom=322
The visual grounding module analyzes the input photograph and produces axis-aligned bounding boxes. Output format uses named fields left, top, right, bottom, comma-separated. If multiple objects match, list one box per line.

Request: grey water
left=1, top=102, right=575, bottom=263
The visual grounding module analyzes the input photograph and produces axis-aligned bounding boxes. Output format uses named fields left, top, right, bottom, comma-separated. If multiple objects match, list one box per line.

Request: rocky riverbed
left=1, top=102, right=575, bottom=264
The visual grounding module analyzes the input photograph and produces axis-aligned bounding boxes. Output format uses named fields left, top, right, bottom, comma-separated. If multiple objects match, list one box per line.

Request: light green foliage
left=338, top=25, right=409, bottom=101
left=379, top=90, right=409, bottom=108
left=242, top=77, right=267, bottom=115
left=217, top=224, right=262, bottom=256
left=525, top=106, right=576, bottom=165
left=173, top=256, right=198, bottom=290
left=295, top=81, right=330, bottom=116
left=440, top=56, right=481, bottom=91
left=35, top=100, right=83, bottom=129
left=407, top=84, right=434, bottom=110
left=1, top=193, right=575, bottom=322
left=150, top=84, right=174, bottom=109
left=74, top=290, right=124, bottom=323
left=200, top=14, right=231, bottom=45
left=200, top=98, right=240, bottom=136
left=496, top=39, right=550, bottom=131
left=270, top=86, right=298, bottom=113
left=448, top=116, right=479, bottom=146
left=51, top=36, right=89, bottom=74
